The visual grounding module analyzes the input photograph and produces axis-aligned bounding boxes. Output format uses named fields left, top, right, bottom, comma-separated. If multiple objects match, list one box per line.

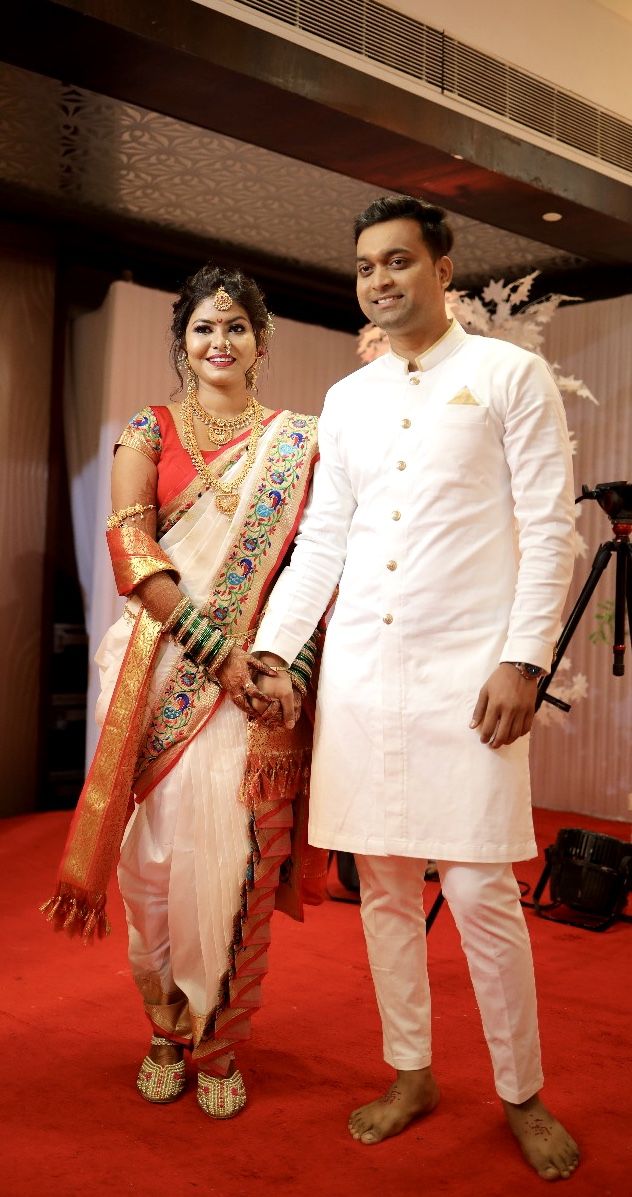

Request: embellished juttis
left=44, top=408, right=326, bottom=1075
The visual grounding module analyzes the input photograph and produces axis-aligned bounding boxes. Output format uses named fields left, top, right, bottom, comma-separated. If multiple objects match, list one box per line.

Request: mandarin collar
left=386, top=319, right=467, bottom=375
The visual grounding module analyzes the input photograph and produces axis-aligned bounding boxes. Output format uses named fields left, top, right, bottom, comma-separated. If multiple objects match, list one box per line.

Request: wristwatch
left=508, top=661, right=545, bottom=681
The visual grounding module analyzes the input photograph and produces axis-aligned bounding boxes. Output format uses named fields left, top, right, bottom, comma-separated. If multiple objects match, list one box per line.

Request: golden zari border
left=107, top=524, right=179, bottom=596
left=40, top=607, right=164, bottom=941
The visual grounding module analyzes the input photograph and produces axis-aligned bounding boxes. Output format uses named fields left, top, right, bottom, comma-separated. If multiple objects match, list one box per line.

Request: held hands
left=215, top=647, right=300, bottom=726
left=470, top=663, right=538, bottom=749
left=249, top=670, right=302, bottom=728
left=214, top=646, right=278, bottom=716
left=249, top=652, right=299, bottom=729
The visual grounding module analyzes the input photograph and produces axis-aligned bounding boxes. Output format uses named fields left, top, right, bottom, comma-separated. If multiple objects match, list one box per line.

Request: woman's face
left=184, top=296, right=258, bottom=392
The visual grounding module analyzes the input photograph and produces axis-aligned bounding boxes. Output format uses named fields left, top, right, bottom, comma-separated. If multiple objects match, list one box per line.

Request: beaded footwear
left=197, top=1069, right=247, bottom=1119
left=136, top=1035, right=186, bottom=1104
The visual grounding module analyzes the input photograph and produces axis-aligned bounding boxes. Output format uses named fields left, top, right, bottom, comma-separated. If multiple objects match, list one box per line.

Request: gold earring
left=186, top=363, right=197, bottom=399
left=245, top=358, right=260, bottom=393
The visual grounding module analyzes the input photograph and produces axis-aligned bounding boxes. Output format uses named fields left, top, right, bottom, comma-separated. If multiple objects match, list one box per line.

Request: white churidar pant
left=355, top=854, right=544, bottom=1104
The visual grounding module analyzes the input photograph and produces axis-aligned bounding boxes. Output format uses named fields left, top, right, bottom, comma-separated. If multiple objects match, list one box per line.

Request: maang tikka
left=213, top=287, right=232, bottom=311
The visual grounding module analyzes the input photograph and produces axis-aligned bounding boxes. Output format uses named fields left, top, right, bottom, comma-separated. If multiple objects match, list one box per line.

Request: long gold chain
left=181, top=394, right=264, bottom=516
left=187, top=388, right=256, bottom=446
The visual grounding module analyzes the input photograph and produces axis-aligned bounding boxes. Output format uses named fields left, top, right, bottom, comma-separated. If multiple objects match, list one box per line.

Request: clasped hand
left=470, top=662, right=538, bottom=749
left=215, top=647, right=299, bottom=727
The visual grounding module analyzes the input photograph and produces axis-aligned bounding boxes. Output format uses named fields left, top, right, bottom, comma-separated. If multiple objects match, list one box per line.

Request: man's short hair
left=354, top=196, right=453, bottom=260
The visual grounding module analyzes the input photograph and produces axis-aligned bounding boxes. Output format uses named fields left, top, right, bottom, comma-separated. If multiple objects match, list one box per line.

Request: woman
left=42, top=265, right=325, bottom=1119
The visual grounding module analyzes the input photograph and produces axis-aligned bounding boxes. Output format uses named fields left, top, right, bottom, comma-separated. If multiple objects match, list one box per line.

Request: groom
left=251, top=195, right=579, bottom=1181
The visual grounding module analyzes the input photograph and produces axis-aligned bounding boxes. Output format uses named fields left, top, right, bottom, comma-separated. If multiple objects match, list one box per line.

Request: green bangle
left=289, top=669, right=308, bottom=697
left=179, top=614, right=204, bottom=648
left=169, top=599, right=197, bottom=639
left=187, top=622, right=216, bottom=660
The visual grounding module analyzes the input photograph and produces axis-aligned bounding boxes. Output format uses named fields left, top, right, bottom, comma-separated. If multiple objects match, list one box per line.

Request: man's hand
left=249, top=653, right=297, bottom=729
left=215, top=646, right=277, bottom=716
left=470, top=663, right=538, bottom=749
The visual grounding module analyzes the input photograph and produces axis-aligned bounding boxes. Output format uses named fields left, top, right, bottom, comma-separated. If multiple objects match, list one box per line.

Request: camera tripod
left=425, top=480, right=632, bottom=932
left=536, top=482, right=632, bottom=716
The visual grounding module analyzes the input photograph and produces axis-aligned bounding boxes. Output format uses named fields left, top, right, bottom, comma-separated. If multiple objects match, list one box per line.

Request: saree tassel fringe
left=40, top=885, right=111, bottom=943
left=239, top=730, right=311, bottom=811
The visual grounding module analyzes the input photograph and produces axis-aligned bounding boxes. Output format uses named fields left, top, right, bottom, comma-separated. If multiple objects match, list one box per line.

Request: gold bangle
left=162, top=596, right=191, bottom=634
left=207, top=636, right=235, bottom=681
left=106, top=502, right=156, bottom=530
left=289, top=671, right=308, bottom=697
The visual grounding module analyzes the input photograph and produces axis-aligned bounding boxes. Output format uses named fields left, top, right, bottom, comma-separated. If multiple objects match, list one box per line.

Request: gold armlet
left=106, top=502, right=156, bottom=530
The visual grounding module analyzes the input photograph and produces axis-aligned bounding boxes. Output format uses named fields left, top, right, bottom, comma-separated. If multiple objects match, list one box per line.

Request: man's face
left=355, top=218, right=452, bottom=338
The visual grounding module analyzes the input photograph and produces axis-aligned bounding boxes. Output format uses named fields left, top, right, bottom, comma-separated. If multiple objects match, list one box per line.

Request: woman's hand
left=247, top=652, right=298, bottom=728
left=249, top=672, right=302, bottom=727
left=215, top=646, right=278, bottom=716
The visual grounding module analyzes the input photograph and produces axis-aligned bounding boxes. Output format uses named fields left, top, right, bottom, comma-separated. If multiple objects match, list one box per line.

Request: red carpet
left=2, top=808, right=631, bottom=1197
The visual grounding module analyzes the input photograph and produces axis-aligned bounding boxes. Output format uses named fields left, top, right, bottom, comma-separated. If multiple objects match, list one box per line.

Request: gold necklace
left=187, top=389, right=255, bottom=446
left=182, top=394, right=264, bottom=516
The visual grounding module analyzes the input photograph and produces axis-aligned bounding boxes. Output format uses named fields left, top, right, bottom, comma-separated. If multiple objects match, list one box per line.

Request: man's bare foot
left=348, top=1068, right=440, bottom=1145
left=503, top=1094, right=579, bottom=1181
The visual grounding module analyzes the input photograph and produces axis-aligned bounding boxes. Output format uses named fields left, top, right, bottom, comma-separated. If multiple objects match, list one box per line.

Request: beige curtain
left=64, top=280, right=357, bottom=762
left=530, top=293, right=632, bottom=822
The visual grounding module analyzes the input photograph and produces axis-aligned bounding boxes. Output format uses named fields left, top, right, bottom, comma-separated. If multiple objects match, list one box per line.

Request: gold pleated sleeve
left=106, top=525, right=180, bottom=596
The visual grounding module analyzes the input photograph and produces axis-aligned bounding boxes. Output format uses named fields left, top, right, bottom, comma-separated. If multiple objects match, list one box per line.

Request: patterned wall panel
left=0, top=62, right=585, bottom=288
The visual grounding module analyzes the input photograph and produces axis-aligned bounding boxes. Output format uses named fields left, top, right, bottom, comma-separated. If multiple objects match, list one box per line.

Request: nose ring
left=224, top=338, right=232, bottom=354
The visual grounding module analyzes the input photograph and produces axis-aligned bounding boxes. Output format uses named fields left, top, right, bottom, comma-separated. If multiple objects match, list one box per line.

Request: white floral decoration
left=443, top=272, right=598, bottom=412
left=356, top=323, right=390, bottom=362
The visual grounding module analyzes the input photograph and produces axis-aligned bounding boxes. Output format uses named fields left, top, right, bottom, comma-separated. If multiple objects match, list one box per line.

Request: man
left=252, top=196, right=579, bottom=1181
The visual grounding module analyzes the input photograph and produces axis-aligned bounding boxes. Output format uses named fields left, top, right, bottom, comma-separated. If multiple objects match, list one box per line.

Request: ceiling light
left=452, top=153, right=464, bottom=159
left=542, top=211, right=563, bottom=222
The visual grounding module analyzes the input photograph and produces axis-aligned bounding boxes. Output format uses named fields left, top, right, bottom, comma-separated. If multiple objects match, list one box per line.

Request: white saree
left=89, top=407, right=319, bottom=1072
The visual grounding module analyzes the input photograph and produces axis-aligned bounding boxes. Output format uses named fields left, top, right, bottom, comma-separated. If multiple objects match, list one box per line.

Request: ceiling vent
left=234, top=0, right=632, bottom=173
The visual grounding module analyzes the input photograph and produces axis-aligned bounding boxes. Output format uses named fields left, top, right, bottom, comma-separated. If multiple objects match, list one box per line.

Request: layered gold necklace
left=186, top=387, right=256, bottom=447
left=182, top=392, right=264, bottom=516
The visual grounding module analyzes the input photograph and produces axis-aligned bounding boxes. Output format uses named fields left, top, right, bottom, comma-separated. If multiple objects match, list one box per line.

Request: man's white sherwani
left=256, top=321, right=575, bottom=864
